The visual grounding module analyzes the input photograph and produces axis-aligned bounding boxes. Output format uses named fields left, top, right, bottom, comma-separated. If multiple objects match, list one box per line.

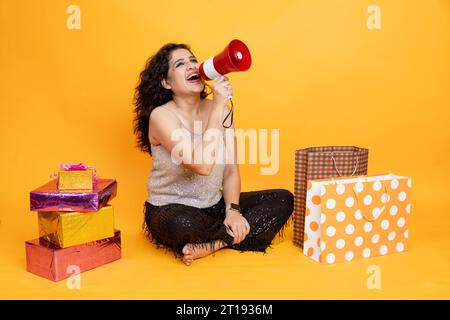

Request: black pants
left=143, top=189, right=294, bottom=257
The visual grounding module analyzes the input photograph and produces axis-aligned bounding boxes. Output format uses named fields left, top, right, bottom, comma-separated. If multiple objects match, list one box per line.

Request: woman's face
left=162, top=48, right=204, bottom=96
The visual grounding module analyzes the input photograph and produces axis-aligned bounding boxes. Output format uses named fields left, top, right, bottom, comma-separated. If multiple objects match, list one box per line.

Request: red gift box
left=25, top=230, right=121, bottom=282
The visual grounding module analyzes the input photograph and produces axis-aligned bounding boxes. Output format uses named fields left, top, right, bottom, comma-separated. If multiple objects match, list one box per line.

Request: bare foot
left=182, top=240, right=226, bottom=266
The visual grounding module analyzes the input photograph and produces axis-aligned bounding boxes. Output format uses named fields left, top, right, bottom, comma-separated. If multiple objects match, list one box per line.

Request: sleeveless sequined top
left=147, top=107, right=226, bottom=208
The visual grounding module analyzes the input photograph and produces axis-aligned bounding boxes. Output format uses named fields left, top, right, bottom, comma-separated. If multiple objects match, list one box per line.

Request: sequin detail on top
left=147, top=129, right=226, bottom=208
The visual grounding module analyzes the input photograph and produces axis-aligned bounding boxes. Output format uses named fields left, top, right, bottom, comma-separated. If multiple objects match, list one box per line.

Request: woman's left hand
left=224, top=211, right=250, bottom=244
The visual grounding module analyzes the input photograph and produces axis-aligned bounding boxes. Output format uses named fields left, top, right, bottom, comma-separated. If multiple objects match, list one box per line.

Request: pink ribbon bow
left=59, top=163, right=90, bottom=171
left=50, top=163, right=98, bottom=183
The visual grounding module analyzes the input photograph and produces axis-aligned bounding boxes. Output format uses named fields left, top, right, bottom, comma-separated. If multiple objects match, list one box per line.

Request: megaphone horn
left=199, top=39, right=252, bottom=81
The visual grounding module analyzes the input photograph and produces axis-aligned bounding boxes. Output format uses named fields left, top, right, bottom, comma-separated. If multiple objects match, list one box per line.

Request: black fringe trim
left=142, top=212, right=228, bottom=260
left=142, top=202, right=295, bottom=260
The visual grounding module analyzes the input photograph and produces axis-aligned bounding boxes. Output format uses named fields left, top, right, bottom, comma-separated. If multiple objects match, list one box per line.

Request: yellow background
left=1, top=0, right=449, bottom=299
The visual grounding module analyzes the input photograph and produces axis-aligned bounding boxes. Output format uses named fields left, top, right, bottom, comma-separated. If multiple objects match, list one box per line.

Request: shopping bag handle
left=352, top=180, right=389, bottom=222
left=330, top=151, right=359, bottom=177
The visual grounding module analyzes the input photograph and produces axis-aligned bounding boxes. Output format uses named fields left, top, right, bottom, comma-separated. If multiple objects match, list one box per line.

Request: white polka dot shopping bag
left=303, top=173, right=412, bottom=264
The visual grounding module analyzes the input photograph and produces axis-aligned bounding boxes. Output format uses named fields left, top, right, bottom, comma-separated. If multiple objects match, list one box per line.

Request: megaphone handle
left=222, top=97, right=234, bottom=128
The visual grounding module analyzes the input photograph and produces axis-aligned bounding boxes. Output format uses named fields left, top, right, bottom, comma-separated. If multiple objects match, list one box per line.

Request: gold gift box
left=38, top=205, right=115, bottom=248
left=57, top=168, right=93, bottom=190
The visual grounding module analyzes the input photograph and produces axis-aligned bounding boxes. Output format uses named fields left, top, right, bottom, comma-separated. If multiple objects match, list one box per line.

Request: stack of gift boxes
left=26, top=164, right=121, bottom=282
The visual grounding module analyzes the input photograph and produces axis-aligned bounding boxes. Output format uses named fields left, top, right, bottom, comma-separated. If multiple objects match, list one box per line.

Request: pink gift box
left=30, top=178, right=117, bottom=212
left=25, top=230, right=121, bottom=282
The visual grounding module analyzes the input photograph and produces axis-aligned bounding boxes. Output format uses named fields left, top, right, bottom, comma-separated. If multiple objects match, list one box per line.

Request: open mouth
left=186, top=73, right=201, bottom=82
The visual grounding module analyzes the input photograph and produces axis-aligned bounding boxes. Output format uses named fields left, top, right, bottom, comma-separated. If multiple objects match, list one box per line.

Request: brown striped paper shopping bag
left=293, top=146, right=369, bottom=248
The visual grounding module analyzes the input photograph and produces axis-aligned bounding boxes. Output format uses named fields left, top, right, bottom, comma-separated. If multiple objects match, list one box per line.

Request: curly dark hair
left=133, top=43, right=209, bottom=156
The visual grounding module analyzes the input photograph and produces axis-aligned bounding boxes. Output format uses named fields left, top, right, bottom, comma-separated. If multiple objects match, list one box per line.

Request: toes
left=183, top=256, right=193, bottom=266
left=182, top=251, right=193, bottom=265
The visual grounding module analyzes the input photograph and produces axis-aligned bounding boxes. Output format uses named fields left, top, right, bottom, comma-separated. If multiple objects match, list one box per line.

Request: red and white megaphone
left=199, top=39, right=251, bottom=128
left=199, top=39, right=252, bottom=81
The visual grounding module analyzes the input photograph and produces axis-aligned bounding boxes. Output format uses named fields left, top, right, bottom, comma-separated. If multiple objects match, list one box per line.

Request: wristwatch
left=225, top=202, right=241, bottom=213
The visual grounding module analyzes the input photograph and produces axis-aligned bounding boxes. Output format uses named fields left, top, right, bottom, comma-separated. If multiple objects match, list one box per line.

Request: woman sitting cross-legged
left=133, top=43, right=294, bottom=266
